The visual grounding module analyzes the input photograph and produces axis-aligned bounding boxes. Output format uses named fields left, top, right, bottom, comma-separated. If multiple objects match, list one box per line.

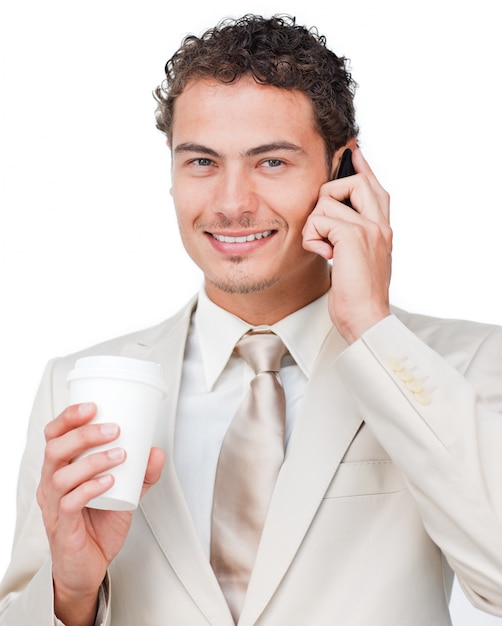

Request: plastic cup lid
left=66, top=355, right=167, bottom=394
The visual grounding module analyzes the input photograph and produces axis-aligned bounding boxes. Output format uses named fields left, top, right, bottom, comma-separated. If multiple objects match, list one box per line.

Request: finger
left=39, top=443, right=126, bottom=525
left=51, top=447, right=126, bottom=501
left=318, top=174, right=388, bottom=228
left=39, top=420, right=122, bottom=518
left=44, top=403, right=97, bottom=442
left=351, top=149, right=390, bottom=221
left=317, top=184, right=392, bottom=252
left=43, top=420, right=121, bottom=471
left=140, top=447, right=166, bottom=498
left=45, top=472, right=116, bottom=526
left=303, top=208, right=391, bottom=260
left=312, top=192, right=363, bottom=223
left=302, top=213, right=350, bottom=258
left=56, top=473, right=116, bottom=522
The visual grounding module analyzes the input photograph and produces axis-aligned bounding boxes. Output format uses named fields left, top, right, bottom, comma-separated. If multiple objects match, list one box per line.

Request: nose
left=213, top=166, right=257, bottom=220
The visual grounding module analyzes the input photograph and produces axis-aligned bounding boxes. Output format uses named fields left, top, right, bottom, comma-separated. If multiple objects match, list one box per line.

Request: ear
left=330, top=137, right=358, bottom=179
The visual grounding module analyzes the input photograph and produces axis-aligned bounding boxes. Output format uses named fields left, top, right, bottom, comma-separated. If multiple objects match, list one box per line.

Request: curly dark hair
left=154, top=14, right=359, bottom=160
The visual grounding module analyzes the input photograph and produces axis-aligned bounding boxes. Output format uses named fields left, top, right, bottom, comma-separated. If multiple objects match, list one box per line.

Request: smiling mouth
left=210, top=230, right=275, bottom=243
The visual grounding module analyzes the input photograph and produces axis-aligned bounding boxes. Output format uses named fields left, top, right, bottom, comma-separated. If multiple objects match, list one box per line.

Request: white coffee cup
left=67, top=355, right=166, bottom=510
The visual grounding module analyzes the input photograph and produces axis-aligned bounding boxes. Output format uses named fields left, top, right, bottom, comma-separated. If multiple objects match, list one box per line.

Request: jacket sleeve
left=0, top=359, right=111, bottom=626
left=333, top=315, right=502, bottom=616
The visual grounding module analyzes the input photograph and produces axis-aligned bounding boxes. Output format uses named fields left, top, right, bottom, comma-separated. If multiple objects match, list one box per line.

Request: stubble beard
left=195, top=215, right=286, bottom=294
left=206, top=255, right=280, bottom=294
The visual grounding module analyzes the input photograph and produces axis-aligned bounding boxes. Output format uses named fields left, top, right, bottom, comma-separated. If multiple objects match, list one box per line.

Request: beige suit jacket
left=1, top=298, right=501, bottom=625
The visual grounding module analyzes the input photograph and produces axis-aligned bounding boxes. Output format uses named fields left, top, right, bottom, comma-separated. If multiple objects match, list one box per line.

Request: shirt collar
left=195, top=288, right=333, bottom=390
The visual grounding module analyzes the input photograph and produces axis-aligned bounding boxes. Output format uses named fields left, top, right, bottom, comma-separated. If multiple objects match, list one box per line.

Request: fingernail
left=97, top=474, right=113, bottom=486
left=78, top=402, right=95, bottom=416
left=107, top=447, right=125, bottom=461
left=100, top=423, right=119, bottom=437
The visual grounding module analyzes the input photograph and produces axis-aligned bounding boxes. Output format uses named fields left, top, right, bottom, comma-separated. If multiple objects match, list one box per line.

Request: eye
left=263, top=159, right=284, bottom=168
left=193, top=158, right=214, bottom=167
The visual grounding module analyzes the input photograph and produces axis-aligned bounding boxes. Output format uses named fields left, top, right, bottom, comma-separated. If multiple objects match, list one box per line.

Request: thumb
left=141, top=447, right=166, bottom=497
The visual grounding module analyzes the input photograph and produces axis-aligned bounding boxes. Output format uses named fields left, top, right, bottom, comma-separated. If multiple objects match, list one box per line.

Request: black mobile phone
left=335, top=148, right=356, bottom=208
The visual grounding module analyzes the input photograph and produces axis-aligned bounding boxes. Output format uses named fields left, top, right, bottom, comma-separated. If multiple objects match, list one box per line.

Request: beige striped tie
left=210, top=331, right=287, bottom=622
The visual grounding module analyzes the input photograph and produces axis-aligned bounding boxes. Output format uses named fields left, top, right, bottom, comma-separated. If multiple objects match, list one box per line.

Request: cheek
left=172, top=178, right=207, bottom=215
left=172, top=200, right=194, bottom=245
left=174, top=209, right=193, bottom=240
left=281, top=182, right=323, bottom=224
left=175, top=219, right=199, bottom=260
left=287, top=205, right=318, bottom=235
left=172, top=189, right=199, bottom=230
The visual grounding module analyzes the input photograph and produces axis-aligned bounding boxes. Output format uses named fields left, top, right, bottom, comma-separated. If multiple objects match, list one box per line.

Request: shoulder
left=49, top=295, right=197, bottom=381
left=391, top=305, right=502, bottom=373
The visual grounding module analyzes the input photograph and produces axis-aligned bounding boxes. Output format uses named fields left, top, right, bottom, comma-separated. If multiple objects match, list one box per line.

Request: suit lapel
left=239, top=326, right=363, bottom=626
left=131, top=302, right=363, bottom=626
left=138, top=298, right=235, bottom=625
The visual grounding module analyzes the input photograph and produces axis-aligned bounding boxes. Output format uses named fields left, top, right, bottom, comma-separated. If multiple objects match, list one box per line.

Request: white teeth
left=212, top=230, right=273, bottom=243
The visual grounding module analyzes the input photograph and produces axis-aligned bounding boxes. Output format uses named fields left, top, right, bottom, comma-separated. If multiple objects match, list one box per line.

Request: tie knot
left=235, top=332, right=287, bottom=375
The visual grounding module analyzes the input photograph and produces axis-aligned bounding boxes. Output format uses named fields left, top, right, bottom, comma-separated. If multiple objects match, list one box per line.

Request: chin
left=208, top=275, right=280, bottom=295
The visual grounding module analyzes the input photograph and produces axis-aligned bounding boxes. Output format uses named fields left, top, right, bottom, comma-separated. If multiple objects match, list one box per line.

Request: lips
left=210, top=230, right=274, bottom=243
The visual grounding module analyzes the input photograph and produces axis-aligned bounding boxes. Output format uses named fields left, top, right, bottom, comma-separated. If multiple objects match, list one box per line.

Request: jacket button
left=387, top=357, right=403, bottom=372
left=405, top=379, right=423, bottom=393
left=397, top=368, right=414, bottom=382
left=414, top=390, right=431, bottom=405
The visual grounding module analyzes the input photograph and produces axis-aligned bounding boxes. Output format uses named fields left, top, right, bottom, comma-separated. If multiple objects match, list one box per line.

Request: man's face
left=170, top=76, right=332, bottom=307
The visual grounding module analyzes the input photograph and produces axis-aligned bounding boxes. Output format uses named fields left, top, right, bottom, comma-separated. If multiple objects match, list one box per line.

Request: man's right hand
left=36, top=402, right=165, bottom=626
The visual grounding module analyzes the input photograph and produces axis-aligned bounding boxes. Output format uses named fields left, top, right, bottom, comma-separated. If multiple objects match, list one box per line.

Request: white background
left=1, top=1, right=501, bottom=623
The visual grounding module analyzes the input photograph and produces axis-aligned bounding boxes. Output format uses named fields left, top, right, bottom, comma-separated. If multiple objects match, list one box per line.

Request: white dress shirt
left=173, top=288, right=334, bottom=557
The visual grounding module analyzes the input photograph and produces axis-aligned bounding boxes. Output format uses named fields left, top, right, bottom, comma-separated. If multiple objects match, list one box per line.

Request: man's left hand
left=302, top=148, right=392, bottom=343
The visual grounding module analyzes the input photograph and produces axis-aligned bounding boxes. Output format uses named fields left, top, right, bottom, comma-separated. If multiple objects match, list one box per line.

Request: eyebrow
left=174, top=143, right=220, bottom=157
left=173, top=142, right=305, bottom=158
left=245, top=142, right=305, bottom=157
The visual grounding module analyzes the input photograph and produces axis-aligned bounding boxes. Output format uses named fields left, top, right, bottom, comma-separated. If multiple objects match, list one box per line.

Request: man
left=0, top=14, right=501, bottom=626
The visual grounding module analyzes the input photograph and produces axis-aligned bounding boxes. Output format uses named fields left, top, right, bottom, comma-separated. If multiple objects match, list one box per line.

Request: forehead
left=171, top=76, right=322, bottom=150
